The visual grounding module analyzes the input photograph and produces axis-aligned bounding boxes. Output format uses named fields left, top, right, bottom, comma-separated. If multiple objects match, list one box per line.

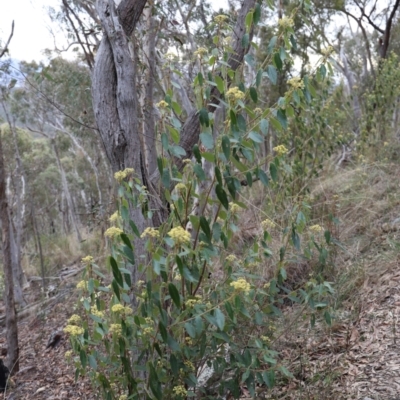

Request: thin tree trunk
left=0, top=128, right=19, bottom=375
left=52, top=140, right=82, bottom=242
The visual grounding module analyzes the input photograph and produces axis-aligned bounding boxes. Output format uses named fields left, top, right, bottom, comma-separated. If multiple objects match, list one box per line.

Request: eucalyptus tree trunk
left=0, top=128, right=19, bottom=375
left=52, top=140, right=82, bottom=242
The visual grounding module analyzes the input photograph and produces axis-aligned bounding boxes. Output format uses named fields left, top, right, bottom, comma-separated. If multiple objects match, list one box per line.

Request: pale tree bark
left=92, top=0, right=148, bottom=286
left=53, top=119, right=103, bottom=207
left=52, top=140, right=82, bottom=242
left=0, top=130, right=19, bottom=375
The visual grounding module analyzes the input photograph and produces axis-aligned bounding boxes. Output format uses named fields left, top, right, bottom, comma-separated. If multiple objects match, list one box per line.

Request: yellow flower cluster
left=226, top=87, right=245, bottom=102
left=254, top=107, right=263, bottom=115
left=104, top=227, right=123, bottom=238
left=175, top=183, right=186, bottom=192
left=81, top=255, right=93, bottom=264
left=273, top=144, right=289, bottom=156
left=109, top=212, right=121, bottom=223
left=168, top=226, right=191, bottom=245
left=321, top=45, right=334, bottom=56
left=226, top=254, right=237, bottom=263
left=278, top=16, right=294, bottom=29
left=287, top=77, right=305, bottom=90
left=140, top=227, right=160, bottom=239
left=109, top=324, right=122, bottom=336
left=91, top=306, right=104, bottom=318
left=68, top=314, right=81, bottom=325
left=119, top=395, right=128, bottom=400
left=182, top=158, right=191, bottom=164
left=64, top=350, right=73, bottom=359
left=173, top=385, right=188, bottom=397
left=156, top=100, right=169, bottom=109
left=214, top=14, right=229, bottom=24
left=185, top=337, right=193, bottom=345
left=230, top=278, right=251, bottom=294
left=261, top=335, right=271, bottom=344
left=184, top=360, right=195, bottom=370
left=164, top=52, right=177, bottom=60
left=185, top=295, right=202, bottom=308
left=261, top=218, right=276, bottom=230
left=111, top=304, right=133, bottom=315
left=76, top=280, right=87, bottom=290
left=142, top=326, right=154, bottom=336
left=309, top=224, right=323, bottom=233
left=229, top=202, right=241, bottom=213
left=194, top=47, right=208, bottom=57
left=64, top=325, right=84, bottom=336
left=114, top=168, right=134, bottom=183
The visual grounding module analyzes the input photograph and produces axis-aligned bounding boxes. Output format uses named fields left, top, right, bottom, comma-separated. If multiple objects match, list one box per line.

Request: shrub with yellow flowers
left=65, top=4, right=337, bottom=399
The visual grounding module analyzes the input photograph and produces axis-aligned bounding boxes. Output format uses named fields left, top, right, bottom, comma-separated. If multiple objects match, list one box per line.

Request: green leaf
left=122, top=245, right=135, bottom=265
left=215, top=166, right=223, bottom=186
left=170, top=145, right=186, bottom=157
left=110, top=257, right=123, bottom=287
left=242, top=33, right=249, bottom=48
left=290, top=34, right=297, bottom=50
left=120, top=232, right=132, bottom=249
left=260, top=119, right=269, bottom=135
left=270, top=162, right=278, bottom=182
left=184, top=322, right=196, bottom=338
left=253, top=3, right=261, bottom=24
left=246, top=172, right=253, bottom=187
left=149, top=364, right=162, bottom=400
left=161, top=132, right=169, bottom=150
left=129, top=220, right=140, bottom=238
left=256, top=69, right=262, bottom=87
left=267, top=36, right=277, bottom=54
left=200, top=132, right=214, bottom=149
left=162, top=168, right=170, bottom=188
left=277, top=109, right=287, bottom=130
left=171, top=101, right=182, bottom=116
left=237, top=114, right=247, bottom=132
left=112, top=279, right=120, bottom=300
left=249, top=131, right=263, bottom=143
left=199, top=108, right=209, bottom=127
left=257, top=168, right=269, bottom=186
left=168, top=283, right=181, bottom=308
left=215, top=75, right=224, bottom=93
left=80, top=350, right=87, bottom=370
left=249, top=87, right=258, bottom=103
left=193, top=164, right=206, bottom=181
left=221, top=136, right=230, bottom=160
left=200, top=216, right=211, bottom=240
left=159, top=321, right=168, bottom=343
left=197, top=72, right=204, bottom=86
left=216, top=184, right=229, bottom=210
left=193, top=144, right=202, bottom=163
left=262, top=370, right=275, bottom=388
left=88, top=355, right=97, bottom=370
left=214, top=308, right=225, bottom=330
left=267, top=65, right=277, bottom=85
left=274, top=53, right=282, bottom=70
left=324, top=310, right=332, bottom=326
left=245, top=11, right=253, bottom=30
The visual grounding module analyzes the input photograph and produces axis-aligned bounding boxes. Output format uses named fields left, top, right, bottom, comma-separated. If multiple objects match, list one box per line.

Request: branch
left=353, top=0, right=384, bottom=34
left=117, top=0, right=148, bottom=36
left=381, top=0, right=400, bottom=58
left=0, top=21, right=14, bottom=59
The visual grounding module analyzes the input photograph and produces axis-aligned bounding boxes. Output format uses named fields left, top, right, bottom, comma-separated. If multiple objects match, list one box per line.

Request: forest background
left=1, top=0, right=400, bottom=399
